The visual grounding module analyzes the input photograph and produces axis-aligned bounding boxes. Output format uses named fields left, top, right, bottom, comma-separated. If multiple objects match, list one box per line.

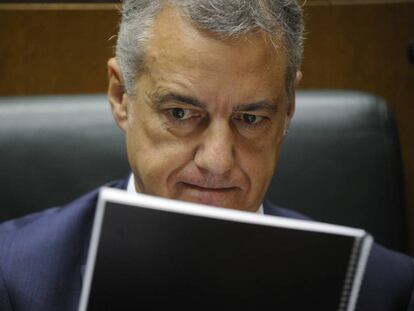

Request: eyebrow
left=234, top=100, right=278, bottom=114
left=150, top=91, right=277, bottom=114
left=151, top=92, right=207, bottom=109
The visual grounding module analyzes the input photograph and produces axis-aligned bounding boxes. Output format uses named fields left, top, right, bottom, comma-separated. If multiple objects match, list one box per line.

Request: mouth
left=180, top=182, right=238, bottom=193
left=177, top=182, right=240, bottom=206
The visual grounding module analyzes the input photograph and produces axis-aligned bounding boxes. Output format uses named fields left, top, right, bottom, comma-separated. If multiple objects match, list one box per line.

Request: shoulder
left=0, top=178, right=128, bottom=310
left=0, top=179, right=127, bottom=234
left=263, top=200, right=311, bottom=220
left=0, top=178, right=128, bottom=252
left=358, top=243, right=414, bottom=310
left=264, top=200, right=414, bottom=311
left=0, top=265, right=12, bottom=310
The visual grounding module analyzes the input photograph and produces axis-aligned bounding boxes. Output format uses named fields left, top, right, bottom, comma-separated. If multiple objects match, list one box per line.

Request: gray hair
left=116, top=0, right=304, bottom=96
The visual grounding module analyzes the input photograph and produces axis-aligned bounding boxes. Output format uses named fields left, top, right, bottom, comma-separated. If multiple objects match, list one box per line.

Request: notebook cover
left=79, top=188, right=372, bottom=311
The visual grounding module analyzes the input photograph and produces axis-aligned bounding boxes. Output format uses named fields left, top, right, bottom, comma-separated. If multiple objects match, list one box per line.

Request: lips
left=176, top=181, right=240, bottom=206
left=180, top=182, right=238, bottom=192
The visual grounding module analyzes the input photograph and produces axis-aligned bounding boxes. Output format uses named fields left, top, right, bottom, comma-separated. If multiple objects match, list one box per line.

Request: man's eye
left=170, top=108, right=191, bottom=120
left=241, top=114, right=264, bottom=125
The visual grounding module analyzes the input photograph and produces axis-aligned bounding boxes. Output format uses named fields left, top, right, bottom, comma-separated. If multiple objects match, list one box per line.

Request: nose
left=194, top=119, right=235, bottom=175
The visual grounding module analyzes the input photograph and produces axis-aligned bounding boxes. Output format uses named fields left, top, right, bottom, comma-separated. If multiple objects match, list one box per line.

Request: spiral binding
left=338, top=237, right=362, bottom=311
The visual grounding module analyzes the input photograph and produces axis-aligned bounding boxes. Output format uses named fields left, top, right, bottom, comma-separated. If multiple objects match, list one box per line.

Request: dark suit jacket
left=0, top=179, right=413, bottom=310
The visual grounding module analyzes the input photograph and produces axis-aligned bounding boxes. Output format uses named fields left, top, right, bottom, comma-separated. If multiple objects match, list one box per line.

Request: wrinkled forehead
left=143, top=6, right=288, bottom=78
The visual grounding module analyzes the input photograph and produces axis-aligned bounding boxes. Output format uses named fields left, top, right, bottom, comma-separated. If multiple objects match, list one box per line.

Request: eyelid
left=232, top=113, right=267, bottom=128
left=233, top=112, right=269, bottom=120
left=166, top=107, right=203, bottom=115
left=165, top=107, right=203, bottom=122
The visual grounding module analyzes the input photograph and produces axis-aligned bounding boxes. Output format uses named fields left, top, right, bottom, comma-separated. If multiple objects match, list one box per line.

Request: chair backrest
left=0, top=91, right=407, bottom=252
left=268, top=90, right=406, bottom=252
left=0, top=95, right=130, bottom=221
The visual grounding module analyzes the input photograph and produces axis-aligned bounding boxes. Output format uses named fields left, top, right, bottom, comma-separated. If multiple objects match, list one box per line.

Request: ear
left=107, top=57, right=129, bottom=133
left=294, top=70, right=302, bottom=88
left=284, top=70, right=302, bottom=136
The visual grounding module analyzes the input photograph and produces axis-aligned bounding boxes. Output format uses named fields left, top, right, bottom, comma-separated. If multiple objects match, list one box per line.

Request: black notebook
left=79, top=187, right=372, bottom=311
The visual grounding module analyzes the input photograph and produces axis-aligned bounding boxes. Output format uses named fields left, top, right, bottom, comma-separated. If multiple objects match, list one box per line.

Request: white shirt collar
left=126, top=174, right=137, bottom=194
left=127, top=174, right=263, bottom=214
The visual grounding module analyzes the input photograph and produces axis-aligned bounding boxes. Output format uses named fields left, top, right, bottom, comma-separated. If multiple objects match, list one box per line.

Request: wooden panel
left=0, top=5, right=119, bottom=95
left=1, top=3, right=414, bottom=253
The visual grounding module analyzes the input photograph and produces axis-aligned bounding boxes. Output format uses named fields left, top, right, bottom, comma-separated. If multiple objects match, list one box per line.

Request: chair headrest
left=268, top=90, right=406, bottom=251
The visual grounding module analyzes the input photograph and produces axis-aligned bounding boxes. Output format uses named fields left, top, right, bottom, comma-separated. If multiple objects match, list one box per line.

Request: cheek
left=126, top=114, right=195, bottom=195
left=239, top=143, right=278, bottom=182
left=237, top=124, right=284, bottom=190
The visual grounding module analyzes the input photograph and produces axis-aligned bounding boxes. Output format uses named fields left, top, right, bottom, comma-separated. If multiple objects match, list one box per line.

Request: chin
left=176, top=194, right=251, bottom=212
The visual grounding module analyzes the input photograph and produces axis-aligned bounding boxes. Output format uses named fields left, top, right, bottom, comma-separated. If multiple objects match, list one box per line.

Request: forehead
left=142, top=6, right=288, bottom=99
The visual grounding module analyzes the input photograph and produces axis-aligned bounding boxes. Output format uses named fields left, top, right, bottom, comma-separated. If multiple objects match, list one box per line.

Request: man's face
left=111, top=7, right=295, bottom=212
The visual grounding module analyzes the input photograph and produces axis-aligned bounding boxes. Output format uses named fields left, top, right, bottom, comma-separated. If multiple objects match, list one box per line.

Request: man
left=0, top=1, right=413, bottom=310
